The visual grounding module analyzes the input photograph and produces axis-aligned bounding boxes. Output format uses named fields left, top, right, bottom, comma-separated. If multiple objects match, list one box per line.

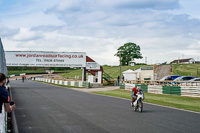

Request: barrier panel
left=148, top=85, right=163, bottom=94
left=35, top=78, right=90, bottom=88
left=82, top=81, right=90, bottom=88
left=125, top=83, right=135, bottom=91
left=75, top=82, right=79, bottom=87
left=163, top=86, right=181, bottom=96
left=181, top=86, right=200, bottom=97
left=119, top=83, right=125, bottom=89
left=59, top=80, right=63, bottom=85
left=71, top=81, right=75, bottom=86
left=67, top=81, right=71, bottom=86
left=64, top=81, right=68, bottom=86
left=0, top=38, right=7, bottom=133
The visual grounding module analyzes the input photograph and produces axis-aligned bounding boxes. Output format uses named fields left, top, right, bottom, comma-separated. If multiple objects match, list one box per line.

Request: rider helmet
left=137, top=87, right=141, bottom=92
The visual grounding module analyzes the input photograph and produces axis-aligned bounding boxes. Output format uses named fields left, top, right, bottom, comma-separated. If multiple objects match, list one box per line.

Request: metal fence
left=0, top=38, right=8, bottom=133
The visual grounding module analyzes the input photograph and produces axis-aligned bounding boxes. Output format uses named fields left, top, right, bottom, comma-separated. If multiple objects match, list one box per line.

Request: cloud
left=2, top=0, right=200, bottom=65
left=12, top=28, right=43, bottom=41
left=31, top=25, right=64, bottom=32
left=0, top=25, right=19, bottom=37
left=46, top=0, right=179, bottom=14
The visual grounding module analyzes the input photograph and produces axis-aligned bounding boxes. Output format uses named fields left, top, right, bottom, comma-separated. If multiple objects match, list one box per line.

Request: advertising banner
left=5, top=51, right=86, bottom=67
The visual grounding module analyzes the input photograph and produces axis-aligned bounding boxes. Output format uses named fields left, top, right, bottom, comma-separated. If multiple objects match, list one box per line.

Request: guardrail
left=0, top=38, right=8, bottom=133
left=35, top=78, right=91, bottom=88
left=124, top=80, right=200, bottom=86
left=123, top=80, right=200, bottom=98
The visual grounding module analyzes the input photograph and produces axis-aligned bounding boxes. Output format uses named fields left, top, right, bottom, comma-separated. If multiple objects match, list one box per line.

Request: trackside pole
left=82, top=67, right=86, bottom=81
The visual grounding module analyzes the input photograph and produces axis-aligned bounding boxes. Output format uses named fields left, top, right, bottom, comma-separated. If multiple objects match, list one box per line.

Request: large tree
left=115, top=42, right=143, bottom=66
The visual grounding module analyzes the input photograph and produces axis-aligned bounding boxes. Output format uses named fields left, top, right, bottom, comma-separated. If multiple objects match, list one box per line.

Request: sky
left=1, top=0, right=200, bottom=65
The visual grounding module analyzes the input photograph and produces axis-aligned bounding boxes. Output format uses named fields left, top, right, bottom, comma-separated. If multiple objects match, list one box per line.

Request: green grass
left=93, top=89, right=200, bottom=112
left=102, top=65, right=150, bottom=79
left=61, top=69, right=83, bottom=79
left=172, top=64, right=200, bottom=77
left=54, top=65, right=150, bottom=79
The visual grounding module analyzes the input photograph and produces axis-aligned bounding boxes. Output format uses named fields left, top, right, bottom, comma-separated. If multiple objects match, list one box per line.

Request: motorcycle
left=132, top=91, right=144, bottom=112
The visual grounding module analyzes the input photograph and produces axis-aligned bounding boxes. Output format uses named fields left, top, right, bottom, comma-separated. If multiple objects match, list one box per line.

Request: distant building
left=129, top=61, right=135, bottom=66
left=170, top=58, right=195, bottom=64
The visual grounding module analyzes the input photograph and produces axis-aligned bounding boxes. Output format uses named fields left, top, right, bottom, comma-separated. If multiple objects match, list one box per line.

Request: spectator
left=117, top=76, right=120, bottom=85
left=168, top=76, right=172, bottom=80
left=22, top=75, right=25, bottom=82
left=0, top=73, right=15, bottom=113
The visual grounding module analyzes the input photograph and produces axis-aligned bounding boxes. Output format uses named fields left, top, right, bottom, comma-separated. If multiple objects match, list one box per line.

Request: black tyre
left=134, top=105, right=137, bottom=111
left=138, top=100, right=143, bottom=112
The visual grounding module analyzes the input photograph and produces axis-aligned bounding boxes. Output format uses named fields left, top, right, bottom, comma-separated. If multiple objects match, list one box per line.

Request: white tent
left=123, top=69, right=138, bottom=81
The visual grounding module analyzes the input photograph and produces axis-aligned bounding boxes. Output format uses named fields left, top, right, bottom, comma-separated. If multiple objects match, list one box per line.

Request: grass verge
left=93, top=89, right=200, bottom=112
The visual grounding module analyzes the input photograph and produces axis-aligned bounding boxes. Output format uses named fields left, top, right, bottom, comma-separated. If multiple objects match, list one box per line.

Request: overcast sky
left=1, top=0, right=200, bottom=65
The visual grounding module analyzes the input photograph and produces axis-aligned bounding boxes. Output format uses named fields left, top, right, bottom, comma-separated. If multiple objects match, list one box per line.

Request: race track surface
left=10, top=80, right=200, bottom=133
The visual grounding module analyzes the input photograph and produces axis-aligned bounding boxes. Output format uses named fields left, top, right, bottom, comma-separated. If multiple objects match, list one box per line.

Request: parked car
left=158, top=75, right=181, bottom=85
left=182, top=78, right=200, bottom=86
left=159, top=75, right=181, bottom=81
left=173, top=76, right=196, bottom=85
left=189, top=78, right=200, bottom=81
left=174, top=76, right=196, bottom=81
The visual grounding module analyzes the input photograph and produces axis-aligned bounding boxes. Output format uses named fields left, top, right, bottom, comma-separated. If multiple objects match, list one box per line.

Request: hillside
left=7, top=64, right=200, bottom=79
left=60, top=65, right=150, bottom=79
left=172, top=64, right=200, bottom=77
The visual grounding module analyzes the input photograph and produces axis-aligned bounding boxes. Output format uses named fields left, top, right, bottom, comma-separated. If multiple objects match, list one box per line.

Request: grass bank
left=172, top=64, right=200, bottom=77
left=93, top=89, right=200, bottom=112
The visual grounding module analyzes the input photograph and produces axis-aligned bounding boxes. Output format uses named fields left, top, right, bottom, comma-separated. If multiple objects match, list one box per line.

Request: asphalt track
left=10, top=80, right=200, bottom=133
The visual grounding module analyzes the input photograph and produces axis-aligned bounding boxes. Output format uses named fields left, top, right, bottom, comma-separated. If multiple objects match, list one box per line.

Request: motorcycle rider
left=131, top=86, right=142, bottom=107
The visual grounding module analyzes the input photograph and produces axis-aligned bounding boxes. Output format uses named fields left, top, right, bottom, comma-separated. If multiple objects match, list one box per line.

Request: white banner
left=86, top=62, right=100, bottom=70
left=5, top=51, right=86, bottom=67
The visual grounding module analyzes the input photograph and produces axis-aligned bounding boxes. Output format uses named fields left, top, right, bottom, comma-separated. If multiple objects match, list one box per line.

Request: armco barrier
left=181, top=86, right=200, bottom=97
left=163, top=86, right=181, bottom=96
left=67, top=81, right=71, bottom=86
left=75, top=82, right=79, bottom=87
left=148, top=85, right=163, bottom=94
left=82, top=81, right=90, bottom=88
left=71, top=81, right=75, bottom=86
left=124, top=82, right=200, bottom=97
left=59, top=80, right=63, bottom=85
left=125, top=83, right=135, bottom=91
left=35, top=78, right=91, bottom=88
left=0, top=38, right=8, bottom=133
left=64, top=81, right=67, bottom=86
left=119, top=83, right=125, bottom=89
left=0, top=107, right=6, bottom=133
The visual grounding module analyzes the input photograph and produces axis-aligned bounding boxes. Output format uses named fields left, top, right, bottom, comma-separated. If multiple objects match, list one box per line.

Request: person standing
left=22, top=75, right=25, bottom=82
left=0, top=73, right=15, bottom=113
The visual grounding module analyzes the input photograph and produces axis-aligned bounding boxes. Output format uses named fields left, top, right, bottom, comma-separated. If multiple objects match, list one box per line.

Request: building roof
left=170, top=58, right=194, bottom=64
